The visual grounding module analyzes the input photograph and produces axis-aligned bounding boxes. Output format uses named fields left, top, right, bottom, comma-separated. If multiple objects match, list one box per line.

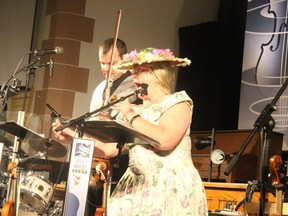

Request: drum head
left=20, top=172, right=54, bottom=213
left=20, top=192, right=46, bottom=212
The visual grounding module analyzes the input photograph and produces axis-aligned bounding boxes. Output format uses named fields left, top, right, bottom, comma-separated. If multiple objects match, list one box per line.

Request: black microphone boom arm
left=55, top=84, right=147, bottom=132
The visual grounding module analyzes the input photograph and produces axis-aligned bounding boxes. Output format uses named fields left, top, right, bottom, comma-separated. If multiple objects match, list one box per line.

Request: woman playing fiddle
left=53, top=48, right=208, bottom=215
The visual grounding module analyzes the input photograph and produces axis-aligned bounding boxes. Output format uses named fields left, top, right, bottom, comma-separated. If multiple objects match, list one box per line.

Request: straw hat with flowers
left=118, top=48, right=191, bottom=70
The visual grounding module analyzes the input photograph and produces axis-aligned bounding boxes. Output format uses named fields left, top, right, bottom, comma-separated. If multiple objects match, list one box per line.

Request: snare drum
left=20, top=172, right=54, bottom=212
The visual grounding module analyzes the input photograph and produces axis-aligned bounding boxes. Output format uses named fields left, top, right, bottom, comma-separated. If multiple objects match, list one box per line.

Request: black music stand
left=81, top=120, right=158, bottom=144
left=79, top=120, right=158, bottom=165
left=0, top=121, right=48, bottom=215
left=0, top=121, right=39, bottom=157
left=0, top=121, right=41, bottom=141
left=0, top=121, right=67, bottom=158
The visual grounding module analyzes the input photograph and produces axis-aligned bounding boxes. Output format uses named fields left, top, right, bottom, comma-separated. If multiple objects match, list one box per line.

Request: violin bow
left=103, top=9, right=122, bottom=106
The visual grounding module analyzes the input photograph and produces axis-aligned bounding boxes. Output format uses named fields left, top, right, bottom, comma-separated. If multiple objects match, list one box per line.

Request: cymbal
left=0, top=134, right=13, bottom=147
left=28, top=138, right=67, bottom=158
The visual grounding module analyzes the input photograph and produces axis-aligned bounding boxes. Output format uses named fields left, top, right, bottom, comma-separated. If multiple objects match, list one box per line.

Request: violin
left=269, top=154, right=282, bottom=185
left=1, top=161, right=18, bottom=216
left=269, top=155, right=283, bottom=216
left=2, top=199, right=14, bottom=216
left=93, top=158, right=112, bottom=216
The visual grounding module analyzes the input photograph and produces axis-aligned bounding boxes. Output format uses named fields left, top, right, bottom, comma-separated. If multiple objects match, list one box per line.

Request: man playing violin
left=52, top=38, right=141, bottom=216
left=90, top=38, right=140, bottom=114
left=88, top=38, right=141, bottom=215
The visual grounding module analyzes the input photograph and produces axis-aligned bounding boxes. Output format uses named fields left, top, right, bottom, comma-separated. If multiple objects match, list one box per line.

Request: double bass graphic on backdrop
left=253, top=0, right=288, bottom=132
left=255, top=0, right=288, bottom=86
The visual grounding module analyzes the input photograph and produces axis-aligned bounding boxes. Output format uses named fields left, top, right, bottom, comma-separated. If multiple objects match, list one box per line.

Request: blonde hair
left=142, top=62, right=176, bottom=93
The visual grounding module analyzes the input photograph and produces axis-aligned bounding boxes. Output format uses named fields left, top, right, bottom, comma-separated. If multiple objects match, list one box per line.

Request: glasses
left=133, top=66, right=151, bottom=75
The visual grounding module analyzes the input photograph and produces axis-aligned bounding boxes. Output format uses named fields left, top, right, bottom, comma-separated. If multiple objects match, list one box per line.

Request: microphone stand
left=0, top=56, right=52, bottom=113
left=224, top=78, right=288, bottom=215
left=0, top=58, right=40, bottom=113
left=20, top=59, right=52, bottom=112
left=55, top=84, right=147, bottom=166
left=21, top=67, right=35, bottom=112
left=55, top=86, right=146, bottom=133
left=208, top=128, right=215, bottom=182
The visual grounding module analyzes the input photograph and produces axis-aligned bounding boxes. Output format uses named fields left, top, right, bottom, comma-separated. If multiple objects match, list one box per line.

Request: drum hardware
left=42, top=200, right=63, bottom=216
left=0, top=153, right=54, bottom=215
left=0, top=121, right=67, bottom=159
left=0, top=182, right=8, bottom=208
left=3, top=111, right=25, bottom=216
left=0, top=173, right=8, bottom=182
left=18, top=151, right=46, bottom=163
left=18, top=202, right=38, bottom=215
left=0, top=121, right=67, bottom=215
left=19, top=171, right=54, bottom=213
left=0, top=135, right=14, bottom=148
left=26, top=138, right=66, bottom=158
left=1, top=161, right=22, bottom=216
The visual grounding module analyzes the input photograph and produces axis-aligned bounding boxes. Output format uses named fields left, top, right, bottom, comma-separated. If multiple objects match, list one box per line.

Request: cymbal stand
left=45, top=105, right=60, bottom=162
left=5, top=111, right=25, bottom=216
left=105, top=170, right=112, bottom=216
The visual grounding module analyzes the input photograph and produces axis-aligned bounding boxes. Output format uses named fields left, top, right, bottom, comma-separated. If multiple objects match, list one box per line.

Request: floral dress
left=108, top=91, right=208, bottom=216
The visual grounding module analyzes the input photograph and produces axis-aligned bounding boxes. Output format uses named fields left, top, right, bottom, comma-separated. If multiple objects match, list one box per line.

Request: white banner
left=63, top=138, right=94, bottom=216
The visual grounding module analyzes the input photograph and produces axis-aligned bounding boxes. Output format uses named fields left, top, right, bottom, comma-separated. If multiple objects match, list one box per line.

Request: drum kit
left=0, top=121, right=67, bottom=216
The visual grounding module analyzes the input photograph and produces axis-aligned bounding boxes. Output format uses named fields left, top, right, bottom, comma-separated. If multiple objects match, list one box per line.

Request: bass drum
left=20, top=172, right=54, bottom=213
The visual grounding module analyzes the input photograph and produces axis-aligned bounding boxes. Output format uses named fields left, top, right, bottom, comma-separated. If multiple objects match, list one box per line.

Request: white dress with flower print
left=108, top=91, right=208, bottom=216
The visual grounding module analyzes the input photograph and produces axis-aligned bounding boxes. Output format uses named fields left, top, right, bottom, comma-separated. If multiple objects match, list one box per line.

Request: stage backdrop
left=176, top=0, right=247, bottom=132
left=0, top=0, right=36, bottom=87
left=238, top=0, right=288, bottom=150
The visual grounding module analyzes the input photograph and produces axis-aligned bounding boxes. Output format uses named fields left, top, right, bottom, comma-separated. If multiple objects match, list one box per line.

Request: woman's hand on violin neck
left=111, top=100, right=134, bottom=117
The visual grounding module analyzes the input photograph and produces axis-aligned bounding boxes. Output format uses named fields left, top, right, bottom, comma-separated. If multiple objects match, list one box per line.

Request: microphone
left=194, top=136, right=215, bottom=150
left=46, top=103, right=61, bottom=118
left=46, top=103, right=66, bottom=123
left=139, top=83, right=148, bottom=96
left=29, top=46, right=64, bottom=56
left=49, top=57, right=53, bottom=77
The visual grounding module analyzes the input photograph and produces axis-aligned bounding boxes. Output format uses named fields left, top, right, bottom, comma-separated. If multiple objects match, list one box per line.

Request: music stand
left=77, top=120, right=158, bottom=215
left=0, top=121, right=67, bottom=158
left=0, top=120, right=45, bottom=215
left=0, top=121, right=40, bottom=140
left=79, top=120, right=158, bottom=165
left=0, top=121, right=38, bottom=157
left=81, top=120, right=158, bottom=145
